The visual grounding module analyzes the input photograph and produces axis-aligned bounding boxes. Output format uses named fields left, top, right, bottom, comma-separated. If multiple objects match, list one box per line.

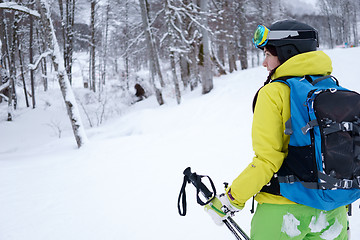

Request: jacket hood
left=271, top=51, right=332, bottom=80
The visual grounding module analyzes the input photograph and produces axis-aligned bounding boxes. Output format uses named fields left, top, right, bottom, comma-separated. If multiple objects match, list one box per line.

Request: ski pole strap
left=178, top=175, right=188, bottom=216
left=195, top=174, right=216, bottom=206
left=178, top=167, right=217, bottom=216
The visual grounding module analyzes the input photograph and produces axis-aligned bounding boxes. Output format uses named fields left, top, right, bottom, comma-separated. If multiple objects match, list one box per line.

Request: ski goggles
left=252, top=24, right=319, bottom=48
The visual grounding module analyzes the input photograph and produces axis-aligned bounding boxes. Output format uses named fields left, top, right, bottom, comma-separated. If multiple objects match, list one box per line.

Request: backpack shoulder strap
left=311, top=75, right=339, bottom=86
left=252, top=76, right=293, bottom=112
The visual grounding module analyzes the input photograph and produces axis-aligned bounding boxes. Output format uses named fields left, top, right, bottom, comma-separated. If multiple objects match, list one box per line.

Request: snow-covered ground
left=0, top=47, right=360, bottom=240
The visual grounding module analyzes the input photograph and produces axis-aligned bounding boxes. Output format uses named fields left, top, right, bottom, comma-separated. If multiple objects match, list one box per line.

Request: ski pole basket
left=178, top=167, right=250, bottom=240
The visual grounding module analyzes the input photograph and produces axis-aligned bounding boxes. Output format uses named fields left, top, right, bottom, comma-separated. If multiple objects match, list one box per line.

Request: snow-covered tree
left=138, top=0, right=164, bottom=105
left=36, top=0, right=88, bottom=147
left=199, top=0, right=213, bottom=94
left=89, top=0, right=96, bottom=92
left=58, top=0, right=76, bottom=85
left=163, top=0, right=181, bottom=104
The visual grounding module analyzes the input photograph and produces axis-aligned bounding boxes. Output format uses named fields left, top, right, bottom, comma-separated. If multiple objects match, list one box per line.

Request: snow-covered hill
left=0, top=47, right=360, bottom=240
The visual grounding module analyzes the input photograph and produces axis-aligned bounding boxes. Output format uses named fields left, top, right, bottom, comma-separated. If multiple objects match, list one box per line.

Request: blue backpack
left=268, top=75, right=360, bottom=210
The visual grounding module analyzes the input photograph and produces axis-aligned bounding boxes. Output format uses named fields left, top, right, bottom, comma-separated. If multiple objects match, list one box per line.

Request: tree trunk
left=190, top=40, right=200, bottom=91
left=0, top=3, right=5, bottom=68
left=179, top=54, right=190, bottom=88
left=226, top=39, right=235, bottom=73
left=139, top=0, right=164, bottom=105
left=58, top=0, right=75, bottom=85
left=211, top=47, right=226, bottom=75
left=353, top=20, right=358, bottom=47
left=36, top=0, right=88, bottom=148
left=17, top=41, right=29, bottom=108
left=7, top=11, right=20, bottom=121
left=218, top=44, right=225, bottom=67
left=30, top=11, right=36, bottom=107
left=223, top=0, right=236, bottom=73
left=236, top=0, right=248, bottom=70
left=90, top=0, right=96, bottom=92
left=180, top=0, right=197, bottom=90
left=100, top=3, right=110, bottom=88
left=199, top=0, right=213, bottom=94
left=144, top=0, right=165, bottom=88
left=351, top=3, right=358, bottom=47
left=35, top=26, right=49, bottom=92
left=170, top=51, right=181, bottom=104
left=165, top=0, right=181, bottom=104
left=124, top=0, right=130, bottom=89
left=3, top=14, right=11, bottom=72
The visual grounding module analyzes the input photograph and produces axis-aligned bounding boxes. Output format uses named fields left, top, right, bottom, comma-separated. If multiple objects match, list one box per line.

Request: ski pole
left=223, top=219, right=243, bottom=240
left=178, top=167, right=250, bottom=240
left=227, top=216, right=250, bottom=240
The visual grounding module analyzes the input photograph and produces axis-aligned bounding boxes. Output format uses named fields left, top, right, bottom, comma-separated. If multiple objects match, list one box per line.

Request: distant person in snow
left=134, top=83, right=146, bottom=102
left=204, top=20, right=349, bottom=239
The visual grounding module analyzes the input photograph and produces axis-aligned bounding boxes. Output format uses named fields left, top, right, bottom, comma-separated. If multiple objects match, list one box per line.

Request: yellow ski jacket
left=229, top=51, right=333, bottom=207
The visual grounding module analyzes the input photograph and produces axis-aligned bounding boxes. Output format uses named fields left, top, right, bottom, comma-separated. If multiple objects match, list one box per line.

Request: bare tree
left=138, top=0, right=164, bottom=105
left=36, top=0, right=88, bottom=147
left=89, top=0, right=96, bottom=92
left=58, top=0, right=75, bottom=85
left=7, top=9, right=20, bottom=120
left=199, top=0, right=213, bottom=94
left=17, top=41, right=29, bottom=108
left=98, top=3, right=110, bottom=90
left=235, top=0, right=248, bottom=70
left=164, top=0, right=181, bottom=104
left=318, top=0, right=334, bottom=48
left=180, top=0, right=200, bottom=90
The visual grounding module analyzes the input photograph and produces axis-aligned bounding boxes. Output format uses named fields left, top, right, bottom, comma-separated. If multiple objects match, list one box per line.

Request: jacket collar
left=271, top=51, right=333, bottom=80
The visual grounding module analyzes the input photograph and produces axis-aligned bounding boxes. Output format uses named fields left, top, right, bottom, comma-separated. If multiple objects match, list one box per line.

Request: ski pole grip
left=183, top=167, right=213, bottom=200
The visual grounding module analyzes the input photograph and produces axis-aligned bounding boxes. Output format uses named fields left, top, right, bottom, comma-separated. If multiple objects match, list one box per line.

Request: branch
left=0, top=93, right=8, bottom=101
left=0, top=81, right=10, bottom=93
left=28, top=51, right=52, bottom=70
left=119, top=31, right=145, bottom=58
left=0, top=2, right=40, bottom=18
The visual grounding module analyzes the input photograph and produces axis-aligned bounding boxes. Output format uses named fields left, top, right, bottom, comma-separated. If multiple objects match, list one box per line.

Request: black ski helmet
left=264, top=20, right=319, bottom=62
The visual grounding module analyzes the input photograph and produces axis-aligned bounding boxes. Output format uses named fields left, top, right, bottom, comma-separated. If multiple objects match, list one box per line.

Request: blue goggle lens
left=252, top=25, right=269, bottom=48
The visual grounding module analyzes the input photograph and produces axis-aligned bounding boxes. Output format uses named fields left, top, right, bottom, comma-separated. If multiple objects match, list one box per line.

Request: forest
left=0, top=0, right=359, bottom=147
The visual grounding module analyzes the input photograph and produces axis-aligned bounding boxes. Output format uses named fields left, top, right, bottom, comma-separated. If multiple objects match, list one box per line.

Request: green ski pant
left=250, top=203, right=348, bottom=240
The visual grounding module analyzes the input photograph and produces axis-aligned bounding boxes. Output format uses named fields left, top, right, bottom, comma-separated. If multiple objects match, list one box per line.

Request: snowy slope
left=0, top=47, right=360, bottom=240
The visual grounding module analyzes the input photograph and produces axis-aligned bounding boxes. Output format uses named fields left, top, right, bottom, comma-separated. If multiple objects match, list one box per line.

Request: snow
left=320, top=218, right=343, bottom=240
left=309, top=211, right=329, bottom=233
left=281, top=213, right=301, bottom=237
left=1, top=47, right=360, bottom=239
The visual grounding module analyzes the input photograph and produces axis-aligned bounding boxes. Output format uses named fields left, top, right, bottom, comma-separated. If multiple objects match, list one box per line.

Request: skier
left=134, top=83, right=146, bottom=102
left=204, top=20, right=348, bottom=239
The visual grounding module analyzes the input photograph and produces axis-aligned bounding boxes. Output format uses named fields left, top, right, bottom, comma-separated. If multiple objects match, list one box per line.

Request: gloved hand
left=204, top=191, right=243, bottom=226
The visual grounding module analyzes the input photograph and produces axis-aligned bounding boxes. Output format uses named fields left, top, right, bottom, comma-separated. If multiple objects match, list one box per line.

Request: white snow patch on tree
left=281, top=213, right=301, bottom=237
left=309, top=211, right=329, bottom=233
left=320, top=218, right=343, bottom=240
